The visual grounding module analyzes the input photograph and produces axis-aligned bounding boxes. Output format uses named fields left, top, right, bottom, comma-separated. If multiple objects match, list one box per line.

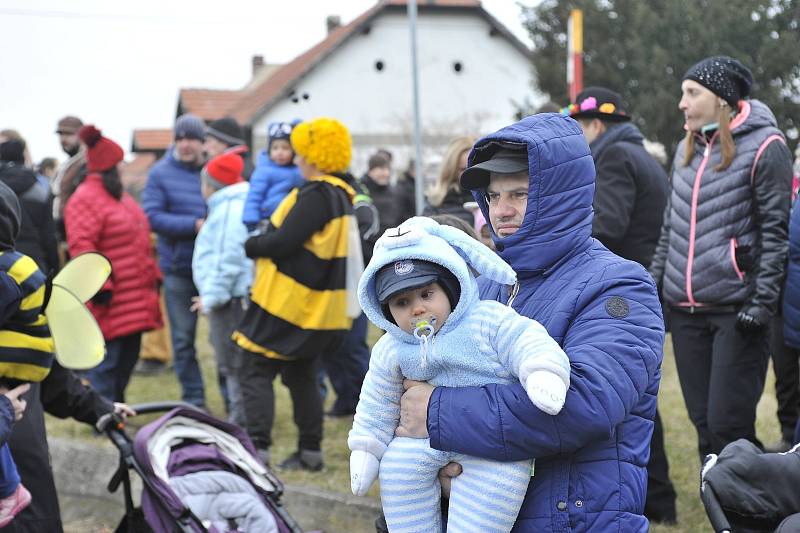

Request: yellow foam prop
left=46, top=284, right=106, bottom=370
left=52, top=252, right=112, bottom=303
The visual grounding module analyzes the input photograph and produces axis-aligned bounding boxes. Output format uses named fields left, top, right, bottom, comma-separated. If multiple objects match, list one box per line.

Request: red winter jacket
left=65, top=173, right=162, bottom=341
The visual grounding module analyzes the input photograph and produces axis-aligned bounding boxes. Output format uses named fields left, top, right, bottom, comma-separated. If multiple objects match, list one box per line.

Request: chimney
left=252, top=55, right=265, bottom=77
left=326, top=15, right=341, bottom=34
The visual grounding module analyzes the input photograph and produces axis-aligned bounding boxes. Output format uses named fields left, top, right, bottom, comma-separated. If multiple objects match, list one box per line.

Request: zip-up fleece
left=650, top=100, right=793, bottom=321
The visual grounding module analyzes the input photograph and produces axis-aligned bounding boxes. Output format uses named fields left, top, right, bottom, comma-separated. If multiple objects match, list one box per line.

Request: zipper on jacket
left=506, top=282, right=520, bottom=307
left=685, top=136, right=716, bottom=305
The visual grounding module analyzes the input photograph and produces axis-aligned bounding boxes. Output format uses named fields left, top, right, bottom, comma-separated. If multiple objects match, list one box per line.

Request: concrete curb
left=50, top=437, right=381, bottom=532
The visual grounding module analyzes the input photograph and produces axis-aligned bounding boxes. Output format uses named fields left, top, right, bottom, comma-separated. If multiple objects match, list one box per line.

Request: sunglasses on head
left=268, top=123, right=293, bottom=137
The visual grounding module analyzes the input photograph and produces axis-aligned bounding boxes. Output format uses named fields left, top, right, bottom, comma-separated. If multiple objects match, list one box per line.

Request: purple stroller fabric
left=133, top=407, right=291, bottom=533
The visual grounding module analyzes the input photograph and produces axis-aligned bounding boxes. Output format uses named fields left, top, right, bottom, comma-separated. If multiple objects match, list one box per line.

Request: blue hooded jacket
left=242, top=150, right=304, bottom=229
left=426, top=114, right=664, bottom=532
left=142, top=148, right=207, bottom=277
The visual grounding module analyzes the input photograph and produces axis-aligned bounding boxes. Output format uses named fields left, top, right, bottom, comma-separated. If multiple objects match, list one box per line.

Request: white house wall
left=253, top=10, right=542, bottom=177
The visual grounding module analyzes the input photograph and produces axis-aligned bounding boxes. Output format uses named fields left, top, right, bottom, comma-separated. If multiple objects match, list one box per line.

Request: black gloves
left=735, top=310, right=763, bottom=334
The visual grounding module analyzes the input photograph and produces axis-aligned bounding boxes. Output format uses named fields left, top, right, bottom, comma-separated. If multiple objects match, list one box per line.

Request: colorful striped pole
left=567, top=9, right=583, bottom=102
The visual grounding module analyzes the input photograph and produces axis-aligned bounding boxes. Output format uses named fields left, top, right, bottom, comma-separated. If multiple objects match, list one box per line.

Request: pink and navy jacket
left=650, top=99, right=793, bottom=322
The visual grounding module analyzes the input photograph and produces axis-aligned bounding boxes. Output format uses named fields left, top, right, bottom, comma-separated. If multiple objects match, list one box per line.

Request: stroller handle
left=96, top=401, right=200, bottom=434
left=128, top=401, right=202, bottom=416
left=701, top=482, right=732, bottom=533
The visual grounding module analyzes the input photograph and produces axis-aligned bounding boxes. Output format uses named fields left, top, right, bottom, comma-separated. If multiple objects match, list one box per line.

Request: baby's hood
left=357, top=216, right=516, bottom=340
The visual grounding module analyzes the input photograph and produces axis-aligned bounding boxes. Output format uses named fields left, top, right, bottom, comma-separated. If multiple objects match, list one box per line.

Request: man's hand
left=438, top=462, right=463, bottom=499
left=395, top=379, right=434, bottom=438
left=195, top=218, right=205, bottom=234
left=3, top=383, right=30, bottom=421
left=189, top=296, right=204, bottom=313
left=113, top=403, right=137, bottom=419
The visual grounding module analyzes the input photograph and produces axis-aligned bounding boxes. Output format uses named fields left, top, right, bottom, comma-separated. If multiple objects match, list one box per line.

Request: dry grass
left=49, top=321, right=782, bottom=532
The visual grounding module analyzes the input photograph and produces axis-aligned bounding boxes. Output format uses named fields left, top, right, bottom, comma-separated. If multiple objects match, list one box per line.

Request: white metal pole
left=408, top=0, right=425, bottom=215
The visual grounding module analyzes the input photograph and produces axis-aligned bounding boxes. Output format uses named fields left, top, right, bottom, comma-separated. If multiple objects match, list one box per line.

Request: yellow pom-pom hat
left=290, top=117, right=352, bottom=174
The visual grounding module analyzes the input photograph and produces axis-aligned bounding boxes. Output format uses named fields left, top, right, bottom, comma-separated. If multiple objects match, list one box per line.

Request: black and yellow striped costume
left=233, top=175, right=356, bottom=360
left=0, top=250, right=54, bottom=382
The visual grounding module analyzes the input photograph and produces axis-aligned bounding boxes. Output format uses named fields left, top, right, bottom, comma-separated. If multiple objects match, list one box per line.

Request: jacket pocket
left=730, top=238, right=745, bottom=282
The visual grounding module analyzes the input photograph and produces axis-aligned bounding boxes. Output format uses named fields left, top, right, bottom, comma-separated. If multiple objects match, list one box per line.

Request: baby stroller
left=700, top=438, right=800, bottom=533
left=97, top=401, right=304, bottom=532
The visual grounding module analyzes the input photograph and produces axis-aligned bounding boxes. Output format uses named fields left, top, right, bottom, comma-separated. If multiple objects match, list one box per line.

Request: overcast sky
left=0, top=1, right=532, bottom=164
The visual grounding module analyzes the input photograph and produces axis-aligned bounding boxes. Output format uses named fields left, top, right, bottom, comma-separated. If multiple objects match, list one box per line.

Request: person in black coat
left=360, top=152, right=402, bottom=235
left=567, top=86, right=676, bottom=525
left=396, top=160, right=418, bottom=223
left=567, top=88, right=669, bottom=267
left=0, top=140, right=58, bottom=276
left=2, top=361, right=134, bottom=533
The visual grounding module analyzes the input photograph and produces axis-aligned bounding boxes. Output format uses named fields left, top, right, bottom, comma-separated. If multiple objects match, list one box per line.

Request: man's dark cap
left=56, top=115, right=83, bottom=134
left=460, top=146, right=528, bottom=191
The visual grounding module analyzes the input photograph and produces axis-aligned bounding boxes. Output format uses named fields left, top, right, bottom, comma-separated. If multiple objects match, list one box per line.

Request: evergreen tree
left=523, top=0, right=800, bottom=154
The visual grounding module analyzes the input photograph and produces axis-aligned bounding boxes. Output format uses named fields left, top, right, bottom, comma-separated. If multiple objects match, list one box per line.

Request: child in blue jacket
left=192, top=152, right=253, bottom=426
left=349, top=217, right=570, bottom=533
left=242, top=121, right=304, bottom=231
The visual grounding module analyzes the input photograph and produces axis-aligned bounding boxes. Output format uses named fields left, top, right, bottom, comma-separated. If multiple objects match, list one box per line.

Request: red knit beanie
left=78, top=125, right=124, bottom=172
left=204, top=151, right=244, bottom=186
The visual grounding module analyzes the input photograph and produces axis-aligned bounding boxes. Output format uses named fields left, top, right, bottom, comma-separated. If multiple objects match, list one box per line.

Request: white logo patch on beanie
left=394, top=260, right=414, bottom=276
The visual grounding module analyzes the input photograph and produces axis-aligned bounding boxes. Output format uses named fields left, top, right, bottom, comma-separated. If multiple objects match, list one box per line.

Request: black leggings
left=670, top=310, right=770, bottom=458
left=238, top=351, right=323, bottom=451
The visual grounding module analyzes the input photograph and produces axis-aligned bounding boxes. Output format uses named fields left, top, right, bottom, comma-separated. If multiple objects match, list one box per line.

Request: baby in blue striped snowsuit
left=349, top=217, right=570, bottom=532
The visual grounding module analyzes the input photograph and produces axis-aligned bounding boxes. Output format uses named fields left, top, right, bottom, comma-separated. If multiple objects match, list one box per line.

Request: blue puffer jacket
left=142, top=148, right=207, bottom=277
left=241, top=151, right=304, bottom=229
left=426, top=114, right=664, bottom=532
left=783, top=199, right=800, bottom=348
left=192, top=182, right=253, bottom=310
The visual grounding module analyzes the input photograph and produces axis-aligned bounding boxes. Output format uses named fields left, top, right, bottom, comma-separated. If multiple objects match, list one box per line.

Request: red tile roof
left=228, top=4, right=382, bottom=124
left=178, top=89, right=244, bottom=121
left=132, top=129, right=173, bottom=152
left=121, top=153, right=157, bottom=191
left=122, top=153, right=157, bottom=178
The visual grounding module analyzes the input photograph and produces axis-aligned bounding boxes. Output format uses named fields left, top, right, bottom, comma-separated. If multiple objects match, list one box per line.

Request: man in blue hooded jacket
left=396, top=113, right=665, bottom=531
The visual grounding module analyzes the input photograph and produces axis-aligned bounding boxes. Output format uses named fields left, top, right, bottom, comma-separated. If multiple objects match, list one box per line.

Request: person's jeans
left=207, top=299, right=246, bottom=426
left=87, top=332, right=142, bottom=403
left=0, top=444, right=19, bottom=498
left=163, top=274, right=205, bottom=407
left=322, top=312, right=370, bottom=414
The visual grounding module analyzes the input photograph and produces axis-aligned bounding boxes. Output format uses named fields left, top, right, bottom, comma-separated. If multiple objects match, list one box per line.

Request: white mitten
left=526, top=370, right=567, bottom=415
left=350, top=450, right=380, bottom=496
